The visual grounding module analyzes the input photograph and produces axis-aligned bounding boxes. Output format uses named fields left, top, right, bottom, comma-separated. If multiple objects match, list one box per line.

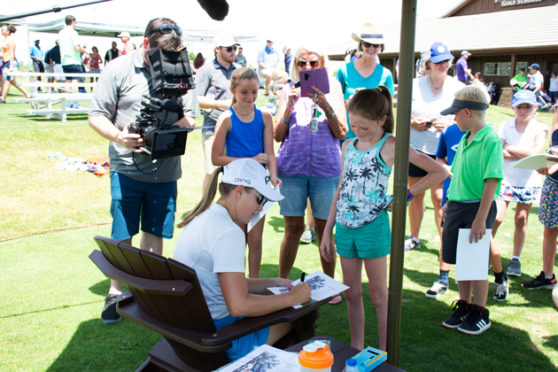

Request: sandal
left=328, top=295, right=343, bottom=305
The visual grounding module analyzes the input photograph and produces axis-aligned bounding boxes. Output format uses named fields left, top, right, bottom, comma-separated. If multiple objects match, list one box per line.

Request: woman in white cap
left=337, top=22, right=394, bottom=140
left=173, top=158, right=311, bottom=361
left=407, top=41, right=464, bottom=298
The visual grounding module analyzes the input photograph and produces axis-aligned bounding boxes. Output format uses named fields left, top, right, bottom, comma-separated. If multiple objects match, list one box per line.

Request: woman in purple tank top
left=274, top=46, right=347, bottom=303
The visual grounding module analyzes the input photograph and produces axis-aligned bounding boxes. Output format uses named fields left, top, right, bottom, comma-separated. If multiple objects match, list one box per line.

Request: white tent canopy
left=12, top=17, right=144, bottom=37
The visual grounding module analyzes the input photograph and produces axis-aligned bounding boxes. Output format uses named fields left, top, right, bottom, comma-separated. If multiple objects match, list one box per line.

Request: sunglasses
left=153, top=24, right=182, bottom=36
left=362, top=41, right=381, bottom=49
left=220, top=45, right=237, bottom=53
left=247, top=189, right=266, bottom=205
left=296, top=60, right=319, bottom=68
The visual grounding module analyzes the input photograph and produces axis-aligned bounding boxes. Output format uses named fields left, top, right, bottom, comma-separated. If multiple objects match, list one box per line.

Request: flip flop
left=328, top=295, right=343, bottom=305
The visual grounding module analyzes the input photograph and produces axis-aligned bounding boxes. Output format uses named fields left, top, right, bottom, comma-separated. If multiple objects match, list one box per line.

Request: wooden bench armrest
left=202, top=298, right=328, bottom=346
left=115, top=289, right=327, bottom=351
left=89, top=250, right=191, bottom=296
left=116, top=295, right=229, bottom=353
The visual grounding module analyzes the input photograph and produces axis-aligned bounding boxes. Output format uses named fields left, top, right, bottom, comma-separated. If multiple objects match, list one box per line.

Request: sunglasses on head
left=296, top=60, right=319, bottom=68
left=362, top=41, right=381, bottom=49
left=220, top=45, right=237, bottom=52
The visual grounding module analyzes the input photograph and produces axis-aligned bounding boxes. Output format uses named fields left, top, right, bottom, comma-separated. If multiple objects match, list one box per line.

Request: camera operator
left=88, top=17, right=199, bottom=324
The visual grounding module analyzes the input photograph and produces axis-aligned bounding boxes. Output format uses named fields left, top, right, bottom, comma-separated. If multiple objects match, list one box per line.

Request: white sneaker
left=300, top=225, right=314, bottom=244
left=405, top=236, right=420, bottom=251
left=493, top=278, right=509, bottom=301
left=426, top=280, right=448, bottom=298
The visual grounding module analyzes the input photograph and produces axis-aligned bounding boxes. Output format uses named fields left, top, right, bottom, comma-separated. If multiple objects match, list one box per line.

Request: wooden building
left=329, top=0, right=558, bottom=90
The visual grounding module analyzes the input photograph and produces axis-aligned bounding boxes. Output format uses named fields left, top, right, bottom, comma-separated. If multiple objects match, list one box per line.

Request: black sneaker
left=521, top=271, right=557, bottom=290
left=101, top=294, right=122, bottom=324
left=458, top=304, right=491, bottom=335
left=442, top=299, right=469, bottom=329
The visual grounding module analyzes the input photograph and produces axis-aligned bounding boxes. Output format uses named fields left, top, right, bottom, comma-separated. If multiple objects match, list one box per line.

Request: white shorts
left=202, top=132, right=217, bottom=175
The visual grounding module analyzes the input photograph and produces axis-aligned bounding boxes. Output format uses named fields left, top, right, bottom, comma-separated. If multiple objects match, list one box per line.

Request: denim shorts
left=335, top=210, right=391, bottom=259
left=278, top=175, right=338, bottom=220
left=110, top=172, right=177, bottom=240
left=214, top=314, right=269, bottom=361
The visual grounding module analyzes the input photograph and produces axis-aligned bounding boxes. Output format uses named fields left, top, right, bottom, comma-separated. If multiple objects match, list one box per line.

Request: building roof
left=328, top=4, right=558, bottom=59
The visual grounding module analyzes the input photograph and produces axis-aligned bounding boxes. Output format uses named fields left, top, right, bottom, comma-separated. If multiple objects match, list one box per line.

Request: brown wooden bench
left=89, top=235, right=327, bottom=371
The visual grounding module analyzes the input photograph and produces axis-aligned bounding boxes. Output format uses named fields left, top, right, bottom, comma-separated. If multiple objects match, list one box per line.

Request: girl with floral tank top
left=320, top=88, right=447, bottom=350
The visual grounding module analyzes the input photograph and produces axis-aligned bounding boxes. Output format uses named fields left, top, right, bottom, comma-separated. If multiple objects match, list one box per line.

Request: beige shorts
left=260, top=68, right=287, bottom=81
left=202, top=132, right=217, bottom=175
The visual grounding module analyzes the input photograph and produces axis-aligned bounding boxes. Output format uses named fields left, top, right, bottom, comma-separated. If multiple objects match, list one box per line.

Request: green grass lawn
left=0, top=89, right=557, bottom=371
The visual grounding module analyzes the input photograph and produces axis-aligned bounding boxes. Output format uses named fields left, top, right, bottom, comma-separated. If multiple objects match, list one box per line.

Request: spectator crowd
left=1, top=15, right=557, bottom=359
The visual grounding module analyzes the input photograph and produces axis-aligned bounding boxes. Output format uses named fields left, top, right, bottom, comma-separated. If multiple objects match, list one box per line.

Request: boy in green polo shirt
left=439, top=85, right=503, bottom=335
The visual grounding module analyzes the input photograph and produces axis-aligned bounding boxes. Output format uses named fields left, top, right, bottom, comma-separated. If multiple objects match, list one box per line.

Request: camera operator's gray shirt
left=194, top=58, right=236, bottom=135
left=90, top=49, right=199, bottom=183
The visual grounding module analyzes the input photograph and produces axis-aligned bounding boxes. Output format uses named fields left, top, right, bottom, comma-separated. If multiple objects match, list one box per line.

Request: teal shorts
left=335, top=210, right=391, bottom=259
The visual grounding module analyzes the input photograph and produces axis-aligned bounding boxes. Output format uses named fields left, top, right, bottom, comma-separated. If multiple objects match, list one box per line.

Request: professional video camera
left=129, top=46, right=194, bottom=159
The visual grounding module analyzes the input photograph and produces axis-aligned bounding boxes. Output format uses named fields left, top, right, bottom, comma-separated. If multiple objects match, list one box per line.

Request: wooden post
left=387, top=0, right=416, bottom=366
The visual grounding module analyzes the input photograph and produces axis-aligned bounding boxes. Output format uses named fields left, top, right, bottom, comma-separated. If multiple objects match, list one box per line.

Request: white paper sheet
left=215, top=344, right=299, bottom=372
left=268, top=271, right=349, bottom=308
left=511, top=153, right=558, bottom=170
left=455, top=228, right=492, bottom=281
left=247, top=200, right=275, bottom=232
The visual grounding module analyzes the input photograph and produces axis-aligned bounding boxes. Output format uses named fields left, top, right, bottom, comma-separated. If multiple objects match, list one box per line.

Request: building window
left=515, top=62, right=528, bottom=74
left=484, top=62, right=511, bottom=76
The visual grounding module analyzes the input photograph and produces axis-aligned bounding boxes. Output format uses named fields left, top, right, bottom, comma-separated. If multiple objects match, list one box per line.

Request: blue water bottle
left=344, top=358, right=358, bottom=372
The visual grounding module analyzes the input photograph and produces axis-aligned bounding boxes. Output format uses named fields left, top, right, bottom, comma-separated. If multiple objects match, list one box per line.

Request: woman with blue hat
left=407, top=41, right=465, bottom=298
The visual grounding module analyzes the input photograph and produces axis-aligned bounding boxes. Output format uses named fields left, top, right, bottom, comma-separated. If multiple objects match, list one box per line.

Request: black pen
left=301, top=272, right=306, bottom=282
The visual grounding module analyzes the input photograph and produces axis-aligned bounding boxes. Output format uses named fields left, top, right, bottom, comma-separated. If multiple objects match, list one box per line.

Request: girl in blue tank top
left=212, top=68, right=280, bottom=278
left=320, top=88, right=447, bottom=350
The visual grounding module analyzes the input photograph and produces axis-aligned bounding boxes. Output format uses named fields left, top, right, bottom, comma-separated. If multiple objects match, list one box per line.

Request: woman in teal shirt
left=337, top=22, right=394, bottom=139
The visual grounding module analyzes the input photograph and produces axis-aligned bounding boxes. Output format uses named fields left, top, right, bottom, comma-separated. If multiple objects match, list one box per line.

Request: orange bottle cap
left=298, top=342, right=334, bottom=369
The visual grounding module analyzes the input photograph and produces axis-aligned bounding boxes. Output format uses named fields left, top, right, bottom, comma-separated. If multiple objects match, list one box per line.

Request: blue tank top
left=225, top=106, right=265, bottom=158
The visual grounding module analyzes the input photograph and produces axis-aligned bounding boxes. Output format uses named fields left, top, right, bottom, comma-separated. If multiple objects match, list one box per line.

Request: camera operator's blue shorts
left=110, top=172, right=177, bottom=240
left=214, top=314, right=269, bottom=361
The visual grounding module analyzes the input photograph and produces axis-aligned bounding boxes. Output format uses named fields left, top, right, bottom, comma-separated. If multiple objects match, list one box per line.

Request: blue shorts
left=335, top=210, right=391, bottom=259
left=214, top=314, right=270, bottom=361
left=62, top=64, right=83, bottom=80
left=278, top=175, right=338, bottom=220
left=110, top=172, right=177, bottom=240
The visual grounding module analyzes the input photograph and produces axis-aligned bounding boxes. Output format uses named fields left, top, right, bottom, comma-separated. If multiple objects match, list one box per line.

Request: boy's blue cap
left=429, top=42, right=454, bottom=64
left=528, top=63, right=540, bottom=70
left=512, top=90, right=537, bottom=107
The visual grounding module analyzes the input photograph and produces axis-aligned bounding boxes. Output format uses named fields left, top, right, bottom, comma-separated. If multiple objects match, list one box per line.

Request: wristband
left=326, top=109, right=336, bottom=118
left=407, top=190, right=414, bottom=202
left=281, top=117, right=289, bottom=125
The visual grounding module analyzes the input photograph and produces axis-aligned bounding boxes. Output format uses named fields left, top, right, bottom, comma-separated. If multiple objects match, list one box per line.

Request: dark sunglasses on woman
left=362, top=41, right=381, bottom=49
left=296, top=60, right=319, bottom=68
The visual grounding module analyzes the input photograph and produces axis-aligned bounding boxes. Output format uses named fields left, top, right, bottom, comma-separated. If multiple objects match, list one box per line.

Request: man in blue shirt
left=45, top=41, right=61, bottom=91
left=257, top=40, right=287, bottom=96
left=30, top=40, right=45, bottom=90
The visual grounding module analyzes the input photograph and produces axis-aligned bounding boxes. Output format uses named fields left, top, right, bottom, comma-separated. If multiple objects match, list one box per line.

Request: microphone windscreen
left=197, top=0, right=229, bottom=20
